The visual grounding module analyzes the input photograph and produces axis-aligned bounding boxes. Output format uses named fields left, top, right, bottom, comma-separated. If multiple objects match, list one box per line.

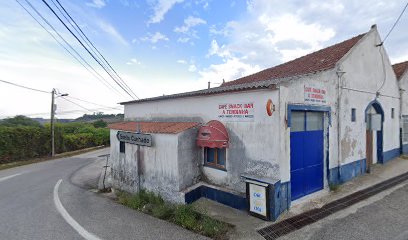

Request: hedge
left=0, top=123, right=109, bottom=164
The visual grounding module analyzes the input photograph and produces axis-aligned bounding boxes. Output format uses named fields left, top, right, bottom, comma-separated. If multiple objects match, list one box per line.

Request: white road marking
left=53, top=179, right=103, bottom=240
left=0, top=173, right=22, bottom=183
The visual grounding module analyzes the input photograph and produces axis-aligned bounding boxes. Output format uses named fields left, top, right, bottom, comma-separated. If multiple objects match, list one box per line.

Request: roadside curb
left=0, top=146, right=107, bottom=171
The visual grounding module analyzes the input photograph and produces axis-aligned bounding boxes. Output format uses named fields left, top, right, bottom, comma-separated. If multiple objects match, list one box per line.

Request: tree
left=93, top=119, right=107, bottom=128
left=0, top=115, right=42, bottom=127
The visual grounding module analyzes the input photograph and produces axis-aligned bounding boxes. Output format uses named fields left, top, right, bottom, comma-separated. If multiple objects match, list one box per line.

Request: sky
left=0, top=0, right=407, bottom=119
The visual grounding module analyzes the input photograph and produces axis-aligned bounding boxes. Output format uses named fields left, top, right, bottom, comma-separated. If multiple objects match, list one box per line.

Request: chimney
left=208, top=81, right=211, bottom=89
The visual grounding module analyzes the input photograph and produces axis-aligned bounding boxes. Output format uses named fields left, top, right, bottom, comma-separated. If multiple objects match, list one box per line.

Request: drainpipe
left=136, top=122, right=141, bottom=192
left=336, top=67, right=346, bottom=184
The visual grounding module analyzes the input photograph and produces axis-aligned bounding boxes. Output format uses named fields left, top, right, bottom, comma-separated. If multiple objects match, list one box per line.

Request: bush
left=0, top=122, right=110, bottom=163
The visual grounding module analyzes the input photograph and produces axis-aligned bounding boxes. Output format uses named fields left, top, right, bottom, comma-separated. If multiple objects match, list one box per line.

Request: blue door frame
left=288, top=105, right=331, bottom=201
left=364, top=100, right=384, bottom=164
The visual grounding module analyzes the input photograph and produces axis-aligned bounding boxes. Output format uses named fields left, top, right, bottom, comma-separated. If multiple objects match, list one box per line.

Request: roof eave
left=120, top=81, right=277, bottom=105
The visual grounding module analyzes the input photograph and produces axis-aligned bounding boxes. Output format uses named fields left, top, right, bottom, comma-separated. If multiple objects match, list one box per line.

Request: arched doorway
left=365, top=100, right=384, bottom=172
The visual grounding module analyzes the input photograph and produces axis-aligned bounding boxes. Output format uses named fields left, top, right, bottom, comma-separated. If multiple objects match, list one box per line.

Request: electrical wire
left=60, top=96, right=92, bottom=111
left=0, top=79, right=49, bottom=94
left=382, top=1, right=408, bottom=44
left=65, top=96, right=122, bottom=110
left=40, top=0, right=136, bottom=99
left=17, top=0, right=126, bottom=98
left=52, top=0, right=139, bottom=99
left=0, top=106, right=123, bottom=119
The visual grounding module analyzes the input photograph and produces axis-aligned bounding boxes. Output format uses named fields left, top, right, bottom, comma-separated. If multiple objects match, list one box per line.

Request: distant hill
left=74, top=113, right=124, bottom=123
left=26, top=113, right=124, bottom=125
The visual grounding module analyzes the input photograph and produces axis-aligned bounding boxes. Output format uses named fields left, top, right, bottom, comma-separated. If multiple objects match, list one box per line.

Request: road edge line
left=53, top=179, right=102, bottom=240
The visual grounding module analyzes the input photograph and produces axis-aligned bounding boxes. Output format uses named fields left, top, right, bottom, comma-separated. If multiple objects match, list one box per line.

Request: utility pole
left=50, top=88, right=56, bottom=156
left=50, top=89, right=68, bottom=157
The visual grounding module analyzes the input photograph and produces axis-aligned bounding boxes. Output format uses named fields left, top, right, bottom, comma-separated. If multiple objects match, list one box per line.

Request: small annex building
left=108, top=25, right=401, bottom=221
left=393, top=61, right=408, bottom=153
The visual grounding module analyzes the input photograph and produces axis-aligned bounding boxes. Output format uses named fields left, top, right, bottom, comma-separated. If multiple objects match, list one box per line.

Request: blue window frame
left=351, top=108, right=356, bottom=122
left=204, top=147, right=226, bottom=169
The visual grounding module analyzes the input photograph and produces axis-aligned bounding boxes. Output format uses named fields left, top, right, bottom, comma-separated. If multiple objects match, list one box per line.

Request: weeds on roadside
left=116, top=190, right=230, bottom=239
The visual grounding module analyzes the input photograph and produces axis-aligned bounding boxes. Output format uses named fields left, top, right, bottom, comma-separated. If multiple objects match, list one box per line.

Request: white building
left=108, top=25, right=401, bottom=221
left=393, top=61, right=408, bottom=153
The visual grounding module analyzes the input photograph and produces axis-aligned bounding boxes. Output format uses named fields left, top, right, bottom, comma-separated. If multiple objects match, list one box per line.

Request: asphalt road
left=279, top=182, right=408, bottom=240
left=0, top=148, right=208, bottom=240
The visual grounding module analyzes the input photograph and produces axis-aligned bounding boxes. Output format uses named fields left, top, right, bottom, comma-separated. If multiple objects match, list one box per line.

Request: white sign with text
left=304, top=85, right=327, bottom=104
left=218, top=103, right=254, bottom=122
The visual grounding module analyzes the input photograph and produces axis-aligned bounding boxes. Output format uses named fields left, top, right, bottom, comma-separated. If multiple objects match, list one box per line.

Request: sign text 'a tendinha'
left=218, top=102, right=254, bottom=122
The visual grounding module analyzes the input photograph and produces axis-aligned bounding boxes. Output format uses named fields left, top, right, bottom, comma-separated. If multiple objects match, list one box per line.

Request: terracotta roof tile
left=393, top=61, right=408, bottom=80
left=222, top=33, right=366, bottom=87
left=108, top=122, right=200, bottom=134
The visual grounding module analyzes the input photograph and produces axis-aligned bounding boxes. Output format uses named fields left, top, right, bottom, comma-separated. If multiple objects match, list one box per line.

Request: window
left=351, top=108, right=356, bottom=122
left=391, top=108, right=395, bottom=119
left=204, top=147, right=226, bottom=170
left=120, top=141, right=125, bottom=153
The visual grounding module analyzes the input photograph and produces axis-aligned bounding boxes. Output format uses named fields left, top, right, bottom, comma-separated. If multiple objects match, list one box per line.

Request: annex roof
left=393, top=61, right=408, bottom=80
left=221, top=33, right=365, bottom=87
left=108, top=121, right=200, bottom=134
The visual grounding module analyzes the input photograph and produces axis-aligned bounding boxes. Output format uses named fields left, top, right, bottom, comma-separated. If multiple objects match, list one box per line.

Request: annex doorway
left=365, top=101, right=384, bottom=172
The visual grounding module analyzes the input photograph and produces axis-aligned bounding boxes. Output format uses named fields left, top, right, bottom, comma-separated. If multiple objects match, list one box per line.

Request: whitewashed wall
left=399, top=71, right=408, bottom=116
left=125, top=90, right=280, bottom=193
left=338, top=27, right=400, bottom=164
left=110, top=129, right=186, bottom=203
left=277, top=69, right=337, bottom=184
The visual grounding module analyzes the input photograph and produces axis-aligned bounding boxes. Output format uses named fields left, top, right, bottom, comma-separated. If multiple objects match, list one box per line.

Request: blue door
left=290, top=111, right=324, bottom=201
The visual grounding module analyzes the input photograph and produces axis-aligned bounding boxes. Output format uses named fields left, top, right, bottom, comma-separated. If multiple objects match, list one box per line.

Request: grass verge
left=116, top=190, right=232, bottom=239
left=0, top=146, right=106, bottom=171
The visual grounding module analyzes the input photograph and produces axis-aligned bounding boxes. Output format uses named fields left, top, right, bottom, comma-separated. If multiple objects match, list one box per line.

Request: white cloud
left=98, top=20, right=129, bottom=45
left=177, top=59, right=187, bottom=64
left=141, top=32, right=169, bottom=43
left=126, top=58, right=141, bottom=65
left=188, top=64, right=197, bottom=72
left=174, top=16, right=206, bottom=33
left=198, top=57, right=261, bottom=84
left=207, top=40, right=231, bottom=58
left=148, top=0, right=184, bottom=24
left=177, top=37, right=190, bottom=43
left=86, top=0, right=106, bottom=8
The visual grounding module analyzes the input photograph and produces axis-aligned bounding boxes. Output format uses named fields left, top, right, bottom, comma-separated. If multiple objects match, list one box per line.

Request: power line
left=66, top=96, right=122, bottom=110
left=16, top=0, right=125, bottom=98
left=0, top=79, right=49, bottom=94
left=40, top=0, right=136, bottom=99
left=0, top=106, right=123, bottom=119
left=382, top=1, right=408, bottom=44
left=52, top=0, right=139, bottom=99
left=60, top=96, right=92, bottom=111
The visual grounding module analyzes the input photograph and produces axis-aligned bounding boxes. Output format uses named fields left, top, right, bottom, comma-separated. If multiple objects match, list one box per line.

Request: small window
left=120, top=142, right=125, bottom=153
left=291, top=111, right=305, bottom=132
left=204, top=147, right=226, bottom=170
left=351, top=108, right=356, bottom=122
left=391, top=108, right=395, bottom=119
